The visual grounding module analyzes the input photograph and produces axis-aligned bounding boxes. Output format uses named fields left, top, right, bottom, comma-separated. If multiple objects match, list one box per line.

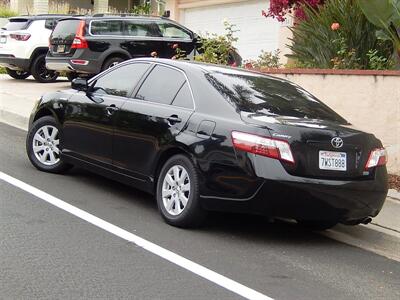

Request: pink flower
left=261, top=10, right=267, bottom=17
left=171, top=56, right=177, bottom=60
left=230, top=62, right=238, bottom=67
left=150, top=51, right=158, bottom=57
left=172, top=43, right=179, bottom=49
left=244, top=62, right=253, bottom=69
left=331, top=22, right=340, bottom=31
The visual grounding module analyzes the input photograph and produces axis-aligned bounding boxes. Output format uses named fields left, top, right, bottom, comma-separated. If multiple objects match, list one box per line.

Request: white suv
left=0, top=15, right=66, bottom=83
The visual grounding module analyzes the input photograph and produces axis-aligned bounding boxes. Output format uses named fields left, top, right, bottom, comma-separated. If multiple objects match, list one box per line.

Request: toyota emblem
left=331, top=137, right=343, bottom=149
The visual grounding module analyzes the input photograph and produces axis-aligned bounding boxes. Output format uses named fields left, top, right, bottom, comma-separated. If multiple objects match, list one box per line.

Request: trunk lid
left=241, top=113, right=381, bottom=180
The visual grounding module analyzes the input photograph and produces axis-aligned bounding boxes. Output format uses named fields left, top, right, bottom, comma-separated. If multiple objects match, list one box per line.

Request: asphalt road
left=1, top=122, right=400, bottom=300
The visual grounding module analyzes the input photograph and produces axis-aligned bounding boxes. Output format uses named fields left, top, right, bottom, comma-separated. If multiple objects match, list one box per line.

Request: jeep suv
left=0, top=15, right=67, bottom=82
left=46, top=15, right=241, bottom=77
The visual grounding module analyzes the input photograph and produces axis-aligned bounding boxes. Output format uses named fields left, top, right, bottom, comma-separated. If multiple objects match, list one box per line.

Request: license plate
left=57, top=44, right=65, bottom=53
left=0, top=36, right=6, bottom=43
left=319, top=151, right=347, bottom=171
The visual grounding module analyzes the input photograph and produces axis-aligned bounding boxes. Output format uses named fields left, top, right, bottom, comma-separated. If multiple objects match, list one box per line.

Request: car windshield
left=2, top=19, right=30, bottom=31
left=206, top=70, right=347, bottom=123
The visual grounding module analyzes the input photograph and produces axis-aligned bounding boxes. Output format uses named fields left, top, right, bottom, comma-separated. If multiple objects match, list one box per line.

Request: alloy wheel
left=162, top=165, right=191, bottom=216
left=32, top=125, right=60, bottom=166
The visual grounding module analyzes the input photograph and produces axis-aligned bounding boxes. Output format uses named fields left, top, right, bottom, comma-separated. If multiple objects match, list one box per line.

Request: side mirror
left=71, top=78, right=88, bottom=92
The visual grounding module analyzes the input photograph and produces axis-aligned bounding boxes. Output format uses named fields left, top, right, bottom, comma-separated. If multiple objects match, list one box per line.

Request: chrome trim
left=46, top=61, right=74, bottom=71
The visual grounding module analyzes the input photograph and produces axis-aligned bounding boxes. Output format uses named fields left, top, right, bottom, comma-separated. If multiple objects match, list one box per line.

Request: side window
left=172, top=82, right=194, bottom=109
left=135, top=65, right=186, bottom=105
left=92, top=63, right=150, bottom=97
left=125, top=20, right=161, bottom=37
left=157, top=23, right=191, bottom=39
left=91, top=20, right=123, bottom=35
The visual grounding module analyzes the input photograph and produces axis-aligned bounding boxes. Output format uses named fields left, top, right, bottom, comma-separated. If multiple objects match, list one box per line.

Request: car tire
left=5, top=68, right=30, bottom=80
left=297, top=220, right=338, bottom=231
left=26, top=116, right=72, bottom=173
left=102, top=57, right=124, bottom=71
left=156, top=154, right=206, bottom=228
left=30, top=53, right=59, bottom=83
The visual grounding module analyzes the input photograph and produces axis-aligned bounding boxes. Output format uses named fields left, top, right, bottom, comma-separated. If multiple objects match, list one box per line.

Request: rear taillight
left=71, top=20, right=88, bottom=49
left=365, top=148, right=387, bottom=170
left=10, top=33, right=31, bottom=41
left=231, top=131, right=295, bottom=164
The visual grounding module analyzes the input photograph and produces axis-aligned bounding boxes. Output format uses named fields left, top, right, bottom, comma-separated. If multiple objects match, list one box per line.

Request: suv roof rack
left=92, top=13, right=168, bottom=19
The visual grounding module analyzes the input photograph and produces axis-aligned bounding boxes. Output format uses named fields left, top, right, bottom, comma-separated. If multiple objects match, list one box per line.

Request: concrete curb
left=388, top=189, right=400, bottom=201
left=0, top=109, right=29, bottom=131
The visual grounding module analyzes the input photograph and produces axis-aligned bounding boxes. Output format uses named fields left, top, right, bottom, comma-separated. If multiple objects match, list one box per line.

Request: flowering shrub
left=288, top=0, right=393, bottom=69
left=244, top=50, right=282, bottom=69
left=263, top=0, right=324, bottom=22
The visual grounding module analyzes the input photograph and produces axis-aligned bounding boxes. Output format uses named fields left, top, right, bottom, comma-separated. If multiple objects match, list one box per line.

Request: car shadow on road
left=67, top=167, right=336, bottom=247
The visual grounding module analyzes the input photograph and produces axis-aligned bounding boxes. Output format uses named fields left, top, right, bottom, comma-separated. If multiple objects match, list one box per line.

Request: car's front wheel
left=6, top=68, right=30, bottom=79
left=26, top=116, right=71, bottom=173
left=156, top=154, right=206, bottom=228
left=31, top=54, right=59, bottom=83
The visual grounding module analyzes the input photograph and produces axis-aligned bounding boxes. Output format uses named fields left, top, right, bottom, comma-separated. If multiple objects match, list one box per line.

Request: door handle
left=167, top=115, right=182, bottom=125
left=106, top=104, right=118, bottom=115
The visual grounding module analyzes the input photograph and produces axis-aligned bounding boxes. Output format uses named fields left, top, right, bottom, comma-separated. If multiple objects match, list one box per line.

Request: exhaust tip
left=361, top=217, right=372, bottom=225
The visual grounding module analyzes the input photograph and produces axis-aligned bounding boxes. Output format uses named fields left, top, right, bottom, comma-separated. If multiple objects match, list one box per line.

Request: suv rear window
left=206, top=71, right=347, bottom=123
left=2, top=19, right=30, bottom=31
left=51, top=19, right=80, bottom=41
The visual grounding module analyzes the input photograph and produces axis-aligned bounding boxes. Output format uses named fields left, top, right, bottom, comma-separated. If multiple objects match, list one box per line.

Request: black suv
left=46, top=15, right=223, bottom=77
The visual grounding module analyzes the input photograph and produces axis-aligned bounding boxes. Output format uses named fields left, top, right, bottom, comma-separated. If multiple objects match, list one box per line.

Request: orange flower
left=331, top=22, right=340, bottom=31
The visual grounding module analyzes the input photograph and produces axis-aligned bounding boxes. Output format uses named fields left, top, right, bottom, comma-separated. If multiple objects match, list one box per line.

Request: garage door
left=181, top=0, right=280, bottom=60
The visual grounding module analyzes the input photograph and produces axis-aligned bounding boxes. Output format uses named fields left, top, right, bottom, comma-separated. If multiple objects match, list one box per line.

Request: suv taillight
left=365, top=148, right=387, bottom=170
left=10, top=33, right=31, bottom=41
left=71, top=20, right=88, bottom=49
left=231, top=131, right=295, bottom=164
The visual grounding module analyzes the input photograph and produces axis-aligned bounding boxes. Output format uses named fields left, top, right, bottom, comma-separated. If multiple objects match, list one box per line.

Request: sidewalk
left=0, top=73, right=399, bottom=238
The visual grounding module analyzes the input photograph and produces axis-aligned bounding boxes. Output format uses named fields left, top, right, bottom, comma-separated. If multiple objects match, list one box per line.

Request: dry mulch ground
left=388, top=174, right=400, bottom=192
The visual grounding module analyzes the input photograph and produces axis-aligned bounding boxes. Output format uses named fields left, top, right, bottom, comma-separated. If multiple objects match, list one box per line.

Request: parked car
left=26, top=58, right=388, bottom=230
left=0, top=15, right=67, bottom=82
left=46, top=14, right=241, bottom=78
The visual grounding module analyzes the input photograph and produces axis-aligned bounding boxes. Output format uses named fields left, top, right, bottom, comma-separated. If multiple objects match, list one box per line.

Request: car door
left=121, top=20, right=164, bottom=58
left=156, top=21, right=196, bottom=59
left=113, top=64, right=195, bottom=180
left=62, top=62, right=151, bottom=167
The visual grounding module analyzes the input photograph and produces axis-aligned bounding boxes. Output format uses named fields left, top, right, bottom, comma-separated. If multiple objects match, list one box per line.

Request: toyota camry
left=26, top=58, right=388, bottom=230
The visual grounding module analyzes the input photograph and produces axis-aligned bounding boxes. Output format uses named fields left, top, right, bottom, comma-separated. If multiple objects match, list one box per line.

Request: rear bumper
left=201, top=158, right=388, bottom=224
left=0, top=55, right=30, bottom=70
left=46, top=56, right=101, bottom=74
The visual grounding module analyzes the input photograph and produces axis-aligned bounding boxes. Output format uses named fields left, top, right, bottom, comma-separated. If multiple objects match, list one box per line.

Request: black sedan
left=26, top=58, right=388, bottom=230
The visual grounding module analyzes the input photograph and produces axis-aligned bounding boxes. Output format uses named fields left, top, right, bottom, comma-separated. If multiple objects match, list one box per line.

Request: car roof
left=130, top=58, right=274, bottom=78
left=60, top=15, right=172, bottom=22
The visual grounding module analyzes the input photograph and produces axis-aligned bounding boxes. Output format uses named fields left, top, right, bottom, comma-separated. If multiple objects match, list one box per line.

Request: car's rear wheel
left=31, top=54, right=59, bottom=83
left=6, top=68, right=30, bottom=80
left=102, top=57, right=124, bottom=71
left=297, top=220, right=338, bottom=231
left=156, top=154, right=206, bottom=228
left=26, top=116, right=71, bottom=173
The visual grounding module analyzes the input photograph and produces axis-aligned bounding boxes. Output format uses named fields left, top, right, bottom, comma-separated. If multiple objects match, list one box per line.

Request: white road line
left=0, top=171, right=273, bottom=300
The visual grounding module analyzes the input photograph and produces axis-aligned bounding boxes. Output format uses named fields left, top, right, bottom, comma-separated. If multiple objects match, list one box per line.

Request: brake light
left=71, top=20, right=88, bottom=49
left=232, top=131, right=295, bottom=163
left=365, top=148, right=387, bottom=170
left=10, top=33, right=31, bottom=41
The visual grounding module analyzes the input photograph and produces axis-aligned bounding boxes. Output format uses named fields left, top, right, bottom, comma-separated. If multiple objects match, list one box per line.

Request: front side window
left=92, top=63, right=150, bottom=97
left=135, top=65, right=186, bottom=105
left=157, top=22, right=191, bottom=39
left=91, top=20, right=123, bottom=36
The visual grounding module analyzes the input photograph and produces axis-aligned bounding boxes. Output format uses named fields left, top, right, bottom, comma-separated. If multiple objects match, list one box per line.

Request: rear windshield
left=51, top=19, right=80, bottom=41
left=2, top=19, right=30, bottom=31
left=206, top=71, right=347, bottom=123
